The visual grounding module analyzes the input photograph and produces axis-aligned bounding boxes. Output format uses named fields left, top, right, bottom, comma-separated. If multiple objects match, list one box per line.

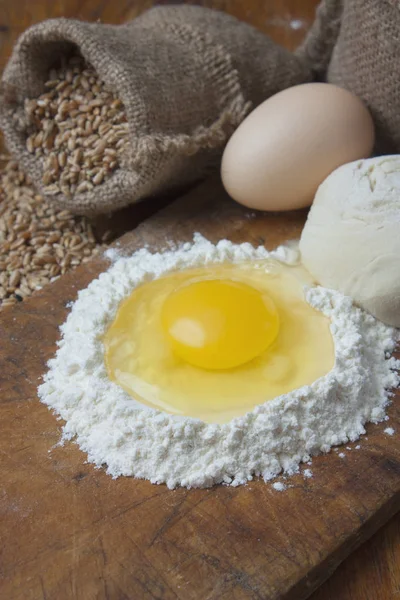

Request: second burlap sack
left=298, top=0, right=400, bottom=154
left=0, top=5, right=311, bottom=215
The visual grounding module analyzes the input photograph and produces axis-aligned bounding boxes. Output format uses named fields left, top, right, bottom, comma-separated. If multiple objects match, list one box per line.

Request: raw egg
left=104, top=260, right=335, bottom=424
left=221, top=83, right=375, bottom=211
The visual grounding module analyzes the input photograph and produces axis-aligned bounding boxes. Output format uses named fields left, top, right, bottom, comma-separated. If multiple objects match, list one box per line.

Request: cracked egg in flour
left=104, top=259, right=334, bottom=423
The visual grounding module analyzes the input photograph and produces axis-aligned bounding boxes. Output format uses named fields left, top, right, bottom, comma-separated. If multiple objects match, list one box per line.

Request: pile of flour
left=38, top=234, right=400, bottom=489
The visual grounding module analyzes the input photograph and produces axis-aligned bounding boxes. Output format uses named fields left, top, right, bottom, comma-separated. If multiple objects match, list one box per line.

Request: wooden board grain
left=1, top=178, right=400, bottom=600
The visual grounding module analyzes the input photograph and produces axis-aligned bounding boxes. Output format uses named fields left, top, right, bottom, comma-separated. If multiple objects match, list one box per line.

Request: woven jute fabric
left=298, top=0, right=400, bottom=154
left=0, top=5, right=311, bottom=216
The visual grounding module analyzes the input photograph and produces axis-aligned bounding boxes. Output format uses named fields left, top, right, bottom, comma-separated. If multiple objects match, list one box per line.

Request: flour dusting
left=38, top=234, right=400, bottom=489
left=272, top=482, right=287, bottom=492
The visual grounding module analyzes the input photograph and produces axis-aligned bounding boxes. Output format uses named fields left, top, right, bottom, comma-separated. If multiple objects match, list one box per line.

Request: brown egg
left=221, top=83, right=375, bottom=211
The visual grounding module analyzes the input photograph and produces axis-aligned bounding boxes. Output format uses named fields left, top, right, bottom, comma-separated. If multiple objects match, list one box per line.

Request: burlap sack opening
left=297, top=0, right=400, bottom=154
left=1, top=6, right=311, bottom=216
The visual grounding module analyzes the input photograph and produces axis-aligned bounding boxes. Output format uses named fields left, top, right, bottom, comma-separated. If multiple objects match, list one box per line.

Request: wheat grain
left=0, top=157, right=102, bottom=311
left=24, top=55, right=129, bottom=198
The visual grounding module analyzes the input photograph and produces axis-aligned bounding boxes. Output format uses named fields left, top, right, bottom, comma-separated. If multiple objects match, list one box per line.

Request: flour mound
left=38, top=234, right=400, bottom=489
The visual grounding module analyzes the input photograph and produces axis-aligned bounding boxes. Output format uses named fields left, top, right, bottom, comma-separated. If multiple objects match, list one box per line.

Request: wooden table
left=1, top=2, right=399, bottom=599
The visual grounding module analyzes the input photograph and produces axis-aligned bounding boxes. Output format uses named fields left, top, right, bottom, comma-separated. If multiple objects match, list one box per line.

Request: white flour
left=384, top=427, right=395, bottom=436
left=272, top=482, right=287, bottom=492
left=38, top=234, right=400, bottom=489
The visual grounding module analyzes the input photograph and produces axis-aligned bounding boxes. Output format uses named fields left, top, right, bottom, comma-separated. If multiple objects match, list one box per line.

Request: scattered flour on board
left=37, top=234, right=400, bottom=489
left=103, top=247, right=122, bottom=262
left=272, top=482, right=287, bottom=492
left=303, top=469, right=313, bottom=478
left=384, top=427, right=395, bottom=436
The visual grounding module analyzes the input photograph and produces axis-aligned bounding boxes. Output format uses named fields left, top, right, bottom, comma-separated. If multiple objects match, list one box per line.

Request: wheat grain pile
left=0, top=156, right=102, bottom=309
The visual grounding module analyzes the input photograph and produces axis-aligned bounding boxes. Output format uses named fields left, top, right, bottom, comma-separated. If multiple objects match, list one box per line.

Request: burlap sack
left=297, top=0, right=400, bottom=154
left=0, top=5, right=311, bottom=216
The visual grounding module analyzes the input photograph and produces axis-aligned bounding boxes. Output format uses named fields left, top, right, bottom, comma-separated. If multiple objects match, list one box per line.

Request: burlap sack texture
left=297, top=0, right=400, bottom=154
left=0, top=5, right=311, bottom=216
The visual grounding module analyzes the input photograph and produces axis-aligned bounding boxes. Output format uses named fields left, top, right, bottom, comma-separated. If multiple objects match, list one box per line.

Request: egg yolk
left=161, top=279, right=279, bottom=370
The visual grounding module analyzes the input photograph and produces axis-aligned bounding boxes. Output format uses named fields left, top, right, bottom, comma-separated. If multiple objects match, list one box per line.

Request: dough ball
left=299, top=156, right=400, bottom=327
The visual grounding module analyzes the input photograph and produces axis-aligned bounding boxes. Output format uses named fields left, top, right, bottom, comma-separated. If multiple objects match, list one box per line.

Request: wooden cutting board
left=1, top=177, right=399, bottom=600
